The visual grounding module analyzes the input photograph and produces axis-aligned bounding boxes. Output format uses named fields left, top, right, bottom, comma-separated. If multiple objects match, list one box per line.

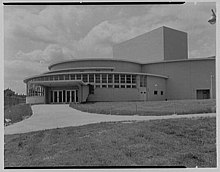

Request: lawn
left=4, top=104, right=32, bottom=126
left=70, top=99, right=216, bottom=116
left=4, top=117, right=216, bottom=167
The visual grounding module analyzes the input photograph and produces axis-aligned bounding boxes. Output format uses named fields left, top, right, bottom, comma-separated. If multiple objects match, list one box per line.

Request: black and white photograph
left=3, top=0, right=217, bottom=169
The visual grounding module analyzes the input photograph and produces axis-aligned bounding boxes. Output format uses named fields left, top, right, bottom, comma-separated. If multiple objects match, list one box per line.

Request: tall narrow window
left=95, top=74, right=100, bottom=83
left=89, top=74, right=94, bottom=83
left=132, top=75, right=136, bottom=84
left=65, top=74, right=69, bottom=80
left=76, top=74, right=81, bottom=80
left=83, top=74, right=88, bottom=82
left=70, top=74, right=75, bottom=80
left=120, top=74, right=125, bottom=83
left=126, top=75, right=131, bottom=83
left=108, top=74, right=113, bottom=83
left=102, top=74, right=107, bottom=83
left=114, top=74, right=119, bottom=83
left=59, top=75, right=64, bottom=80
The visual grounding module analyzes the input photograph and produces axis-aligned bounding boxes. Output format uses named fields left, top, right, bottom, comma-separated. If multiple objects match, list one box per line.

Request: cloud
left=15, top=44, right=74, bottom=64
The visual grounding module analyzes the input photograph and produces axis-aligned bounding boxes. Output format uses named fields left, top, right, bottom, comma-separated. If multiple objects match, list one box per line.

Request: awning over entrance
left=29, top=80, right=88, bottom=87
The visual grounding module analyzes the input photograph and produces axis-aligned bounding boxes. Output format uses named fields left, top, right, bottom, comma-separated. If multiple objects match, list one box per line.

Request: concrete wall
left=81, top=85, right=89, bottom=102
left=163, top=27, right=188, bottom=60
left=142, top=59, right=215, bottom=100
left=146, top=76, right=166, bottom=101
left=50, top=60, right=141, bottom=73
left=113, top=26, right=188, bottom=63
left=113, top=27, right=164, bottom=63
left=26, top=96, right=45, bottom=104
left=87, top=88, right=140, bottom=102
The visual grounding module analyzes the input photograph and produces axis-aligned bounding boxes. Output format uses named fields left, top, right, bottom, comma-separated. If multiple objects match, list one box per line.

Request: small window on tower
left=154, top=91, right=158, bottom=95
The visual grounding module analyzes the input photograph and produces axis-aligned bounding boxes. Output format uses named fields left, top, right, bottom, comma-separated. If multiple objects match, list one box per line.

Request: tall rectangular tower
left=113, top=26, right=188, bottom=63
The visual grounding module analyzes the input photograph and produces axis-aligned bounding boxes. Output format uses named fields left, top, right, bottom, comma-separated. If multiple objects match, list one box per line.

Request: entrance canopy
left=29, top=80, right=88, bottom=87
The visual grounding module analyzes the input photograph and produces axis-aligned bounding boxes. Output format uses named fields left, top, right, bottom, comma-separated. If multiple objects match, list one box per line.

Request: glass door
left=66, top=90, right=71, bottom=103
left=54, top=91, right=57, bottom=103
left=58, top=91, right=62, bottom=103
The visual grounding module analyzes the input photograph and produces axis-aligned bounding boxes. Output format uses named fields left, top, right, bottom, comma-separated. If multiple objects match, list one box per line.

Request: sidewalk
left=4, top=104, right=216, bottom=135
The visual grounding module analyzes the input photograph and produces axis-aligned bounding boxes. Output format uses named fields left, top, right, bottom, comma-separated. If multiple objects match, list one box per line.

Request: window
left=49, top=76, right=53, bottom=80
left=108, top=74, right=113, bottom=83
left=161, top=91, right=164, bottom=95
left=126, top=85, right=131, bottom=88
left=54, top=75, right=58, bottom=80
left=89, top=74, right=94, bottom=82
left=102, top=74, right=107, bottom=83
left=114, top=74, right=119, bottom=83
left=83, top=74, right=88, bottom=82
left=59, top=75, right=64, bottom=80
left=70, top=74, right=75, bottom=80
left=108, top=85, right=113, bottom=88
left=64, top=74, right=69, bottom=80
left=27, top=84, right=44, bottom=97
left=126, top=75, right=131, bottom=83
left=132, top=75, right=136, bottom=83
left=121, top=85, right=125, bottom=88
left=102, top=85, right=107, bottom=88
left=96, top=85, right=101, bottom=88
left=114, top=85, right=119, bottom=88
left=95, top=74, right=100, bottom=83
left=154, top=91, right=158, bottom=95
left=132, top=85, right=136, bottom=88
left=76, top=74, right=81, bottom=80
left=120, top=74, right=125, bottom=83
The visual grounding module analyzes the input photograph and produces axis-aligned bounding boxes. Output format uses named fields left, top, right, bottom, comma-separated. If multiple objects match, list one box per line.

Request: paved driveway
left=4, top=104, right=216, bottom=135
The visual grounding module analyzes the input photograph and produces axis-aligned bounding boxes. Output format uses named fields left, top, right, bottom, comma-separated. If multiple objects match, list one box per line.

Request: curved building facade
left=24, top=26, right=216, bottom=104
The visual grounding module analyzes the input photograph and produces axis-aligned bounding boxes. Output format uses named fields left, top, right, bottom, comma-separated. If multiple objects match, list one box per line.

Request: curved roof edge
left=23, top=71, right=168, bottom=83
left=48, top=58, right=141, bottom=70
left=44, top=67, right=115, bottom=74
left=48, top=56, right=215, bottom=70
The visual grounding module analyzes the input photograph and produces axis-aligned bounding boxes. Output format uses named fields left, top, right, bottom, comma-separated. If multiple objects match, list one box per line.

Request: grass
left=4, top=104, right=32, bottom=125
left=70, top=99, right=216, bottom=116
left=4, top=117, right=216, bottom=167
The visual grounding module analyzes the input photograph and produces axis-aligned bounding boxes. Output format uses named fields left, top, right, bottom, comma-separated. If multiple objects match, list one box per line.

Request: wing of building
left=24, top=26, right=215, bottom=104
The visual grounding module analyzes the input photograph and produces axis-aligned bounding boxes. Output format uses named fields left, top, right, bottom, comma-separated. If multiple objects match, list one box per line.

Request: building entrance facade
left=50, top=90, right=78, bottom=103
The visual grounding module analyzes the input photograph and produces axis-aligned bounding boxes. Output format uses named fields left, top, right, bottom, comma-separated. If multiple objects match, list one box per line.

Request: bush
left=4, top=104, right=32, bottom=125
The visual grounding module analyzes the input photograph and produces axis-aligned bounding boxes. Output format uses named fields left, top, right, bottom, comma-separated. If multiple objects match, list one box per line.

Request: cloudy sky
left=4, top=2, right=216, bottom=94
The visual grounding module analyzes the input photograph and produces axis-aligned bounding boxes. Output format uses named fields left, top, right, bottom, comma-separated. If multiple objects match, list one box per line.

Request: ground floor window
left=196, top=89, right=210, bottom=99
left=27, top=83, right=45, bottom=96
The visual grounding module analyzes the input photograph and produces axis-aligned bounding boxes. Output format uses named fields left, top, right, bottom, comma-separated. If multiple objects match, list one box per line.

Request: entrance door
left=51, top=90, right=78, bottom=103
left=66, top=90, right=78, bottom=103
left=66, top=90, right=71, bottom=103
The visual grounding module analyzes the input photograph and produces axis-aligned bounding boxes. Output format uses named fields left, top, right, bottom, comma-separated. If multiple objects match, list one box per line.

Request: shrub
left=4, top=104, right=32, bottom=125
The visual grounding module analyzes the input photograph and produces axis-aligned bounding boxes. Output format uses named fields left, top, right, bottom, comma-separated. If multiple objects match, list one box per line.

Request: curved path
left=4, top=105, right=216, bottom=135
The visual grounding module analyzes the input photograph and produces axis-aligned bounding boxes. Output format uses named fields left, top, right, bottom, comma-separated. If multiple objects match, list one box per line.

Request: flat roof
left=48, top=56, right=215, bottom=71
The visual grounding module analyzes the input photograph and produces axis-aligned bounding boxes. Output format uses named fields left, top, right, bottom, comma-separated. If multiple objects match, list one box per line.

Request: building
left=24, top=26, right=216, bottom=104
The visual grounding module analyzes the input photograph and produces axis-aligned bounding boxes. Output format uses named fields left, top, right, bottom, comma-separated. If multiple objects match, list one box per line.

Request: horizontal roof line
left=45, top=67, right=115, bottom=74
left=24, top=71, right=169, bottom=83
left=48, top=56, right=215, bottom=70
